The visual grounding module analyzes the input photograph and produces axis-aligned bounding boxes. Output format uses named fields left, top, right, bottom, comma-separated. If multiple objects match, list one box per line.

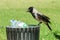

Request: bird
left=27, top=6, right=52, bottom=31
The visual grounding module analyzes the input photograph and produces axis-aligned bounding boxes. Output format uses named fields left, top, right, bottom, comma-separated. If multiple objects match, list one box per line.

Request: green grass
left=0, top=0, right=60, bottom=40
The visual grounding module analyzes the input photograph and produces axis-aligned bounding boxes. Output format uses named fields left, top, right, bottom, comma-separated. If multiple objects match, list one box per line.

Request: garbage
left=10, top=20, right=28, bottom=28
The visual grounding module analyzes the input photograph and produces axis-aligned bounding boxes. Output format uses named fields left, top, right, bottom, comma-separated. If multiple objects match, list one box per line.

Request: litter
left=10, top=20, right=28, bottom=28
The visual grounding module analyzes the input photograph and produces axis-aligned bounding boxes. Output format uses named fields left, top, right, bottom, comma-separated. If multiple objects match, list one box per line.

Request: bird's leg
left=38, top=22, right=42, bottom=25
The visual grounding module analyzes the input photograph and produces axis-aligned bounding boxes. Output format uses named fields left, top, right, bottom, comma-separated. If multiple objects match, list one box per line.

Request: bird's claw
left=38, top=22, right=42, bottom=26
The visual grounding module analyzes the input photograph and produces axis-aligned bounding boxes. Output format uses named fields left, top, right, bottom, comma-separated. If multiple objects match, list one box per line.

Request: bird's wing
left=37, top=13, right=51, bottom=23
left=42, top=15, right=50, bottom=20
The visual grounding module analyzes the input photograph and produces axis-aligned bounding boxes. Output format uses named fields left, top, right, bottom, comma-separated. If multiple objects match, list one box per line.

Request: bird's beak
left=27, top=11, right=29, bottom=12
left=27, top=10, right=29, bottom=12
left=27, top=9, right=29, bottom=12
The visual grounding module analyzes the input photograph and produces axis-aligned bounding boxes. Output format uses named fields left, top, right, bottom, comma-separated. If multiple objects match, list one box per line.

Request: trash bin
left=6, top=25, right=40, bottom=40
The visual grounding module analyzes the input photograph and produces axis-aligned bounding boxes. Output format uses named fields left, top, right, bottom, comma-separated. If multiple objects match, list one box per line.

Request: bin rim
left=6, top=24, right=40, bottom=28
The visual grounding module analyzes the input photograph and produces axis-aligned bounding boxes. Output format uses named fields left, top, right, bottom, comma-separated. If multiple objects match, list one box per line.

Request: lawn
left=0, top=0, right=60, bottom=40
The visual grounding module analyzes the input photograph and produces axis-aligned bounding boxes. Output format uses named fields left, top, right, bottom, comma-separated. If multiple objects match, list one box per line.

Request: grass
left=0, top=0, right=60, bottom=40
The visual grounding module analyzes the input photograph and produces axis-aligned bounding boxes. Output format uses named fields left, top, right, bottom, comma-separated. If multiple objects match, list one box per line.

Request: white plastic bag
left=10, top=20, right=28, bottom=28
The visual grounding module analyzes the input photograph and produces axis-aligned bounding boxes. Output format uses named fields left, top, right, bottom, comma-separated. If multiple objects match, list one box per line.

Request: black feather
left=46, top=23, right=52, bottom=31
left=37, top=13, right=51, bottom=23
left=37, top=13, right=52, bottom=31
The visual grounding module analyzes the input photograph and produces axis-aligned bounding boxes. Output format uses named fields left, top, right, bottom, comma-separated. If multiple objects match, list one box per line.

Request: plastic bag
left=10, top=20, right=28, bottom=28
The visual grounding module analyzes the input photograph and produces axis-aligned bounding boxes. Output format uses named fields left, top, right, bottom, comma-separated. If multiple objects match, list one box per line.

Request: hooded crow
left=27, top=7, right=52, bottom=31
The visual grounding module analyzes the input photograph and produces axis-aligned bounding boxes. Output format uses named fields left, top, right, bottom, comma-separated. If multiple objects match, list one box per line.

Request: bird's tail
left=46, top=23, right=52, bottom=31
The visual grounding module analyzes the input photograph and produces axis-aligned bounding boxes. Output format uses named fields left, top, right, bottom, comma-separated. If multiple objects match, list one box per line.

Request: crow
left=27, top=7, right=52, bottom=31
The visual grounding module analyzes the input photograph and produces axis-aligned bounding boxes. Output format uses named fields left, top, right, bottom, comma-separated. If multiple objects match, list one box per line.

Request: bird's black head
left=27, top=7, right=34, bottom=13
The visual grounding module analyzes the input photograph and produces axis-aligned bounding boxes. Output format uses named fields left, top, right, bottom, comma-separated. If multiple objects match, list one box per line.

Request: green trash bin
left=6, top=25, right=40, bottom=40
